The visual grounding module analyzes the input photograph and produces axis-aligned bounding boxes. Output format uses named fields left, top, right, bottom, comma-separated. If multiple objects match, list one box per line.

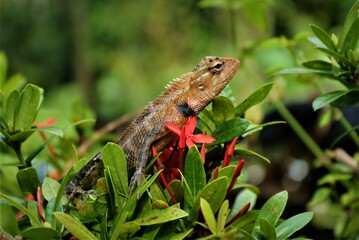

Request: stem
left=13, top=144, right=26, bottom=167
left=338, top=111, right=359, bottom=149
left=271, top=101, right=328, bottom=162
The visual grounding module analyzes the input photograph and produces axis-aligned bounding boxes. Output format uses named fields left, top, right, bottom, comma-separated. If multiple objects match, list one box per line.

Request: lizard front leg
left=64, top=152, right=104, bottom=211
left=128, top=127, right=161, bottom=196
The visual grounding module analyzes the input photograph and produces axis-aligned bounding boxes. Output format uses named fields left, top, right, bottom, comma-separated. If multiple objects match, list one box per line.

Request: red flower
left=222, top=137, right=239, bottom=167
left=36, top=118, right=58, bottom=160
left=165, top=116, right=215, bottom=149
left=36, top=118, right=57, bottom=128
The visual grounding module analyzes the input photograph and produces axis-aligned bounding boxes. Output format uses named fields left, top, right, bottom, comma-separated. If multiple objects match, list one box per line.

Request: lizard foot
left=64, top=186, right=98, bottom=212
left=129, top=171, right=145, bottom=199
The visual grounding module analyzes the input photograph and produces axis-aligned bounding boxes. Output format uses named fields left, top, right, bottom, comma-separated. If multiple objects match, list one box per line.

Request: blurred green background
left=1, top=0, right=357, bottom=238
left=2, top=0, right=352, bottom=121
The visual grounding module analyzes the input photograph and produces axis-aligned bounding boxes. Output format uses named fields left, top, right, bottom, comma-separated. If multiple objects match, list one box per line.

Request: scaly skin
left=64, top=56, right=240, bottom=202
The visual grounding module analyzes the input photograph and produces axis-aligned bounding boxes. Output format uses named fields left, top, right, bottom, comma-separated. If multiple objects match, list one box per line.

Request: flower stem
left=272, top=100, right=328, bottom=162
left=13, top=144, right=26, bottom=167
left=338, top=111, right=359, bottom=149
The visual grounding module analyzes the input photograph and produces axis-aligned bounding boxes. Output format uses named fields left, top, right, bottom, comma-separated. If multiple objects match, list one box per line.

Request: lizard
left=64, top=56, right=240, bottom=206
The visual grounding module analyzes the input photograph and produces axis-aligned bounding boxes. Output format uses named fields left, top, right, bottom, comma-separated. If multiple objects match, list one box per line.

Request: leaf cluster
left=273, top=0, right=359, bottom=111
left=0, top=66, right=313, bottom=239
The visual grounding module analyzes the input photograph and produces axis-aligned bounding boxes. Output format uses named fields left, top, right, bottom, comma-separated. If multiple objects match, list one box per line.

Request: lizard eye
left=198, top=84, right=206, bottom=91
left=214, top=63, right=222, bottom=69
left=210, top=61, right=224, bottom=73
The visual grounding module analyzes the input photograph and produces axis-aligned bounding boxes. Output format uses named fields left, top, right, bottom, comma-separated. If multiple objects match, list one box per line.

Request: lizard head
left=187, top=56, right=240, bottom=113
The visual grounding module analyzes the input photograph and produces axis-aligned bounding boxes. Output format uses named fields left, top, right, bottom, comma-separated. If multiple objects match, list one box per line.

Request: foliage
left=273, top=0, right=359, bottom=109
left=0, top=52, right=312, bottom=239
left=2, top=0, right=358, bottom=239
left=271, top=1, right=359, bottom=239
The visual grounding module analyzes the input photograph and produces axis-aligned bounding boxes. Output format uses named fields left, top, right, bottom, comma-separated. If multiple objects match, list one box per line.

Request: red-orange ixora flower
left=165, top=116, right=215, bottom=149
left=222, top=136, right=239, bottom=167
left=15, top=188, right=45, bottom=222
left=16, top=194, right=35, bottom=220
left=36, top=118, right=57, bottom=128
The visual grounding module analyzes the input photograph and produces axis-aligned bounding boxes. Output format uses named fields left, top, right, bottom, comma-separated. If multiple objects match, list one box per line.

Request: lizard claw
left=129, top=171, right=145, bottom=199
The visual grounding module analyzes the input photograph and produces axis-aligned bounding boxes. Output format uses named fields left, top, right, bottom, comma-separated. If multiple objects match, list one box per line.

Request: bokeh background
left=2, top=0, right=352, bottom=120
left=1, top=0, right=357, bottom=239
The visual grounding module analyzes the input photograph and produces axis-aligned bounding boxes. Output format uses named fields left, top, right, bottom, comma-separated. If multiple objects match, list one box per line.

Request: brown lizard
left=64, top=56, right=240, bottom=204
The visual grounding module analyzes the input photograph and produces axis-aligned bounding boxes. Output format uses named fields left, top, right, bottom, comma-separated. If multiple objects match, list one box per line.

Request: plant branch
left=77, top=111, right=139, bottom=156
left=333, top=148, right=359, bottom=174
left=271, top=100, right=328, bottom=163
left=337, top=111, right=359, bottom=149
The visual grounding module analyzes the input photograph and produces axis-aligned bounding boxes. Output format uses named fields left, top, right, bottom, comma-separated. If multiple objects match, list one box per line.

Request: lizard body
left=64, top=56, right=240, bottom=200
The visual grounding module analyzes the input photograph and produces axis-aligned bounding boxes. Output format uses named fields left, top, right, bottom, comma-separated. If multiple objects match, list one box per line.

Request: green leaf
left=188, top=177, right=228, bottom=223
left=229, top=189, right=257, bottom=221
left=142, top=221, right=162, bottom=239
left=165, top=229, right=193, bottom=240
left=338, top=0, right=359, bottom=50
left=16, top=167, right=41, bottom=196
left=302, top=60, right=333, bottom=70
left=212, top=118, right=250, bottom=144
left=45, top=198, right=57, bottom=227
left=310, top=24, right=337, bottom=51
left=102, top=142, right=128, bottom=195
left=36, top=126, right=63, bottom=137
left=149, top=182, right=168, bottom=203
left=235, top=82, right=274, bottom=117
left=79, top=202, right=98, bottom=219
left=14, top=84, right=42, bottom=131
left=5, top=90, right=20, bottom=130
left=21, top=227, right=61, bottom=240
left=219, top=84, right=236, bottom=102
left=27, top=200, right=41, bottom=227
left=119, top=222, right=141, bottom=239
left=234, top=148, right=270, bottom=163
left=212, top=96, right=235, bottom=126
left=243, top=121, right=286, bottom=137
left=312, top=90, right=359, bottom=111
left=316, top=47, right=354, bottom=68
left=9, top=129, right=35, bottom=143
left=104, top=168, right=117, bottom=217
left=110, top=171, right=161, bottom=240
left=0, top=192, right=42, bottom=227
left=276, top=212, right=313, bottom=240
left=51, top=167, right=74, bottom=228
left=237, top=228, right=256, bottom=240
left=184, top=147, right=206, bottom=198
left=330, top=89, right=359, bottom=108
left=318, top=173, right=352, bottom=185
left=217, top=200, right=229, bottom=232
left=270, top=67, right=333, bottom=77
left=135, top=204, right=188, bottom=226
left=54, top=212, right=98, bottom=240
left=231, top=210, right=258, bottom=228
left=200, top=198, right=217, bottom=234
left=341, top=17, right=359, bottom=55
left=308, top=187, right=331, bottom=207
left=198, top=108, right=216, bottom=133
left=259, top=218, right=276, bottom=240
left=253, top=191, right=288, bottom=238
left=218, top=165, right=235, bottom=180
left=168, top=179, right=184, bottom=204
left=42, top=177, right=60, bottom=201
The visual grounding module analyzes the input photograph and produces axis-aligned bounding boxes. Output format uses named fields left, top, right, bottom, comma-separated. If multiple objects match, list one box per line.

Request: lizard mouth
left=217, top=58, right=240, bottom=84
